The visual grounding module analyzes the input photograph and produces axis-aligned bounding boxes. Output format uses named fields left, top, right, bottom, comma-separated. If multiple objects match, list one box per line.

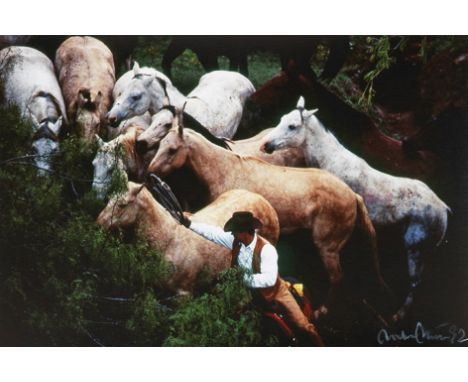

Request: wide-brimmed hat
left=223, top=211, right=262, bottom=233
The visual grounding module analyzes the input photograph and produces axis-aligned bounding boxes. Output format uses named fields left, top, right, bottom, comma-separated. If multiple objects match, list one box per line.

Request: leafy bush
left=163, top=268, right=262, bottom=347
left=0, top=96, right=264, bottom=346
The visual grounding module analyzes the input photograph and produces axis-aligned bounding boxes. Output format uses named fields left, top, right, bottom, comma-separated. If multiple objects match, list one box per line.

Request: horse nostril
left=107, top=114, right=118, bottom=127
left=263, top=142, right=275, bottom=154
left=135, top=140, right=148, bottom=156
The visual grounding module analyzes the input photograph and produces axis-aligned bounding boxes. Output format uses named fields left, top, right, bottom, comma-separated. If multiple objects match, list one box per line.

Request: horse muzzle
left=106, top=111, right=121, bottom=128
left=261, top=141, right=276, bottom=154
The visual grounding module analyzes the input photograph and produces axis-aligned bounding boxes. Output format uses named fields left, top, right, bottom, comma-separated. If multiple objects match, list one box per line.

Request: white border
left=1, top=1, right=466, bottom=381
left=1, top=0, right=466, bottom=35
left=1, top=347, right=466, bottom=381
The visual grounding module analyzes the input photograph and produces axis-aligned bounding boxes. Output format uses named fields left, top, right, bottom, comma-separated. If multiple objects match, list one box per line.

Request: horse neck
left=185, top=133, right=238, bottom=197
left=134, top=191, right=178, bottom=250
left=120, top=131, right=143, bottom=179
left=303, top=118, right=352, bottom=170
left=165, top=83, right=187, bottom=109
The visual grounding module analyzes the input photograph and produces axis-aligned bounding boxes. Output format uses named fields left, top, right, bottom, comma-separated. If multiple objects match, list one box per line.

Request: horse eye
left=164, top=123, right=172, bottom=128
left=168, top=147, right=178, bottom=155
left=288, top=125, right=297, bottom=130
left=132, top=94, right=142, bottom=101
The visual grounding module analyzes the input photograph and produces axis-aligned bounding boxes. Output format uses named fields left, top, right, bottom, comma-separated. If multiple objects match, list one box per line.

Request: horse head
left=96, top=181, right=146, bottom=229
left=106, top=62, right=166, bottom=127
left=92, top=134, right=128, bottom=200
left=147, top=112, right=190, bottom=177
left=260, top=96, right=318, bottom=154
left=136, top=107, right=176, bottom=156
left=75, top=88, right=103, bottom=143
left=30, top=115, right=62, bottom=174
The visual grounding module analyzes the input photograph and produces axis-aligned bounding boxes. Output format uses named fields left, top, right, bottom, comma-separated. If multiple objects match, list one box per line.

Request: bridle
left=32, top=119, right=59, bottom=142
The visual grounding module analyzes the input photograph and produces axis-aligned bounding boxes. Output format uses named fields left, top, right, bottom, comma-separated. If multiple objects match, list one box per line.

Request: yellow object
left=284, top=281, right=304, bottom=297
left=292, top=283, right=304, bottom=297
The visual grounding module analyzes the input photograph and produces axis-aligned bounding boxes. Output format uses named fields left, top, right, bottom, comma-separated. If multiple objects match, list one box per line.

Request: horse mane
left=187, top=129, right=318, bottom=173
left=103, top=125, right=144, bottom=155
left=161, top=105, right=232, bottom=151
left=309, top=114, right=343, bottom=147
left=133, top=67, right=173, bottom=86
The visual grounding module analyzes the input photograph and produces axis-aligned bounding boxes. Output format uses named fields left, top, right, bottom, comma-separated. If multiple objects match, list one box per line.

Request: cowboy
left=184, top=211, right=324, bottom=346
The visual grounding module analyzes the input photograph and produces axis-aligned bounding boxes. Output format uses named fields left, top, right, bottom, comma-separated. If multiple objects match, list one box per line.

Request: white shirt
left=189, top=222, right=278, bottom=288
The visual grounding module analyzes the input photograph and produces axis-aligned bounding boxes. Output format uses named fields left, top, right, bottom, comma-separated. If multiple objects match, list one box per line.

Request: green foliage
left=163, top=268, right=262, bottom=346
left=0, top=92, right=267, bottom=346
left=358, top=36, right=395, bottom=110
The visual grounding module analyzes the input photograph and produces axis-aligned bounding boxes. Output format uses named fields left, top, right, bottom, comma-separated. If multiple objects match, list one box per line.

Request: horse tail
left=353, top=194, right=386, bottom=289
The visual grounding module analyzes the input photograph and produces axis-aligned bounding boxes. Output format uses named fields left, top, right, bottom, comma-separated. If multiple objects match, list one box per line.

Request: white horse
left=0, top=46, right=67, bottom=173
left=260, top=96, right=451, bottom=321
left=92, top=125, right=153, bottom=199
left=107, top=62, right=255, bottom=138
left=135, top=105, right=305, bottom=167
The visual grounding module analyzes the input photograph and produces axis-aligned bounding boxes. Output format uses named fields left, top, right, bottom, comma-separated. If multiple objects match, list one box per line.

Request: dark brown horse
left=162, top=36, right=349, bottom=79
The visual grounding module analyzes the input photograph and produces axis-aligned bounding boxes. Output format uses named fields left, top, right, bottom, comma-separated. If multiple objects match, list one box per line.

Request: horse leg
left=313, top=246, right=346, bottom=321
left=393, top=223, right=427, bottom=321
left=162, top=41, right=187, bottom=79
left=310, top=210, right=354, bottom=320
left=237, top=54, right=249, bottom=77
left=196, top=50, right=219, bottom=73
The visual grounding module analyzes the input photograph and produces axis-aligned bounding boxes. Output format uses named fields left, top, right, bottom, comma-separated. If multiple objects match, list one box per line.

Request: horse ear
left=50, top=116, right=63, bottom=136
left=94, top=91, right=102, bottom=106
left=178, top=123, right=184, bottom=138
left=297, top=96, right=305, bottom=109
left=131, top=183, right=145, bottom=198
left=95, top=134, right=105, bottom=148
left=303, top=108, right=319, bottom=119
left=142, top=75, right=155, bottom=87
left=30, top=114, right=40, bottom=129
left=133, top=61, right=141, bottom=75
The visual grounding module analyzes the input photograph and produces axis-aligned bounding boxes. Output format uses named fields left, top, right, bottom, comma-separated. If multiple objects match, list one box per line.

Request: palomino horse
left=106, top=62, right=255, bottom=138
left=96, top=182, right=280, bottom=293
left=0, top=46, right=67, bottom=173
left=147, top=124, right=387, bottom=316
left=135, top=105, right=306, bottom=167
left=92, top=125, right=155, bottom=199
left=188, top=189, right=280, bottom=245
left=242, top=66, right=440, bottom=181
left=55, top=36, right=116, bottom=143
left=260, top=97, right=451, bottom=321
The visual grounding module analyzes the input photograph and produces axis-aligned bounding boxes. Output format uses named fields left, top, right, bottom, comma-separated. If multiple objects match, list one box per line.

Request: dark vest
left=231, top=235, right=281, bottom=301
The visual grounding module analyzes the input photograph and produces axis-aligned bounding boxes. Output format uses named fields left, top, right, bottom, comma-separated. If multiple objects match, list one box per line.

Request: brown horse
left=189, top=189, right=280, bottom=245
left=228, top=128, right=305, bottom=167
left=96, top=182, right=280, bottom=293
left=55, top=36, right=115, bottom=143
left=147, top=125, right=387, bottom=314
left=135, top=107, right=305, bottom=167
left=243, top=67, right=440, bottom=181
